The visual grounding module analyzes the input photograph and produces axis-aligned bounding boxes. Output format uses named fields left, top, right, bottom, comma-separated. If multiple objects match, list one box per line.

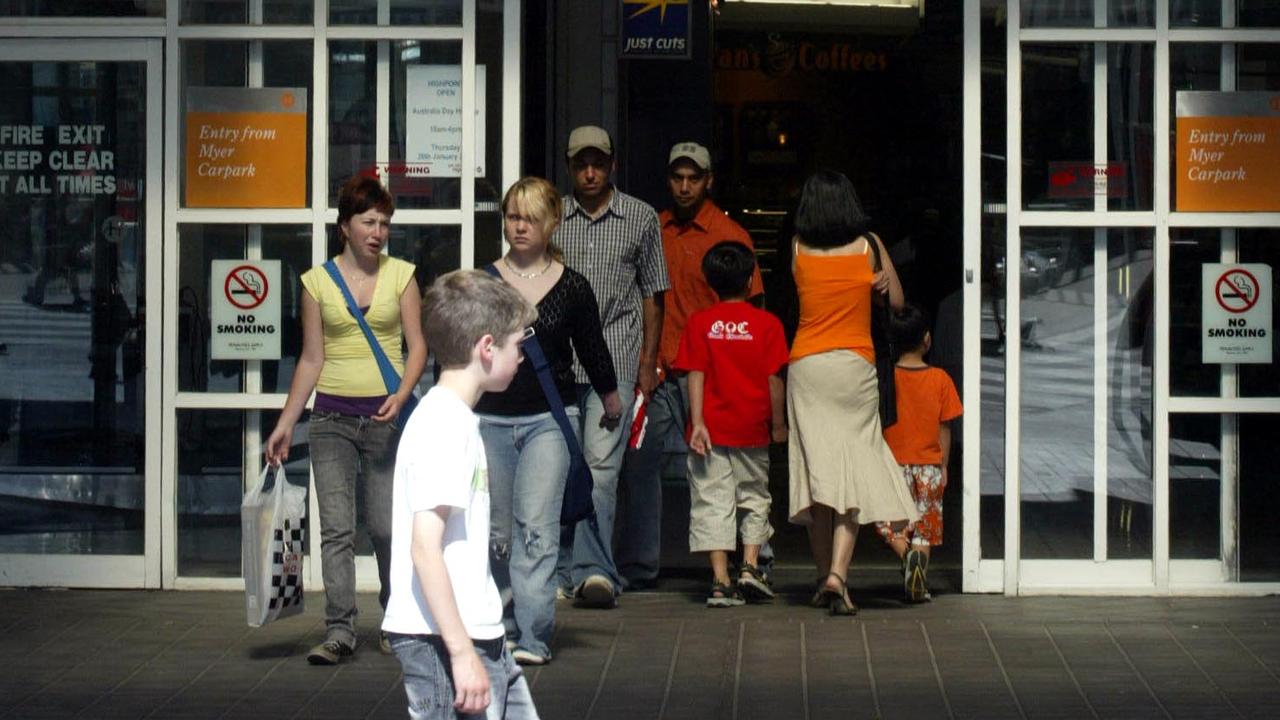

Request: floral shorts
left=875, top=464, right=946, bottom=547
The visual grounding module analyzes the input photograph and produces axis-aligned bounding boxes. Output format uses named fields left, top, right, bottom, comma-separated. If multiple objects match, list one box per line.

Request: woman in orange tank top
left=785, top=170, right=918, bottom=615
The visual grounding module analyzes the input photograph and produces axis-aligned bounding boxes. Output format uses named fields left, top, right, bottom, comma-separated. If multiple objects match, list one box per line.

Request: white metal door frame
left=0, top=38, right=165, bottom=589
left=970, top=0, right=1280, bottom=596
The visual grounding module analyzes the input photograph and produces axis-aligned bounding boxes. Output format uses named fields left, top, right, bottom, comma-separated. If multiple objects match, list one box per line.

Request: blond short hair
left=424, top=270, right=538, bottom=367
left=502, top=177, right=564, bottom=259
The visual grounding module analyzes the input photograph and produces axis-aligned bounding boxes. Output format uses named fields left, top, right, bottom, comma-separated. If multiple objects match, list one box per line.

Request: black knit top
left=474, top=265, right=619, bottom=416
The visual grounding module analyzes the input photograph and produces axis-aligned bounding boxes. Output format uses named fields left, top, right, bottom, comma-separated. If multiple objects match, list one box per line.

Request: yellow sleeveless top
left=299, top=255, right=416, bottom=397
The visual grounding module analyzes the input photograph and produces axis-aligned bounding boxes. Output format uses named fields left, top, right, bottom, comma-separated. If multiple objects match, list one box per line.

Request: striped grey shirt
left=558, top=187, right=670, bottom=387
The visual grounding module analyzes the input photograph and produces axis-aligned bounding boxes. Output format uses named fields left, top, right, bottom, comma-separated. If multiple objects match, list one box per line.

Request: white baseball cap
left=668, top=142, right=711, bottom=172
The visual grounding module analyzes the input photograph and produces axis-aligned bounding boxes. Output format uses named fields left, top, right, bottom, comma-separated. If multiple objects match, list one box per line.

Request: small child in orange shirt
left=875, top=304, right=962, bottom=603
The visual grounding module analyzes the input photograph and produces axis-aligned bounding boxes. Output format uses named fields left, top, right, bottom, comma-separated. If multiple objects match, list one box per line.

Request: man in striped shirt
left=555, top=125, right=670, bottom=609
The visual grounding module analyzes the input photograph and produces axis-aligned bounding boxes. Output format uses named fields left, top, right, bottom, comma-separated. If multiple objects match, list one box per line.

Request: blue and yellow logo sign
left=621, top=0, right=691, bottom=59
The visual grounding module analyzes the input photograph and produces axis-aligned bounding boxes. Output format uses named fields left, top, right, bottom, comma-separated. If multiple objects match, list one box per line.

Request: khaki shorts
left=687, top=445, right=773, bottom=553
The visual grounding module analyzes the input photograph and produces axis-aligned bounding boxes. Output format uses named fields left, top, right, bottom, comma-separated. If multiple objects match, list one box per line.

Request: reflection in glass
left=1107, top=44, right=1153, bottom=211
left=1172, top=0, right=1222, bottom=27
left=980, top=215, right=1005, bottom=559
left=1022, top=1, right=1091, bottom=27
left=385, top=225, right=462, bottom=295
left=329, top=41, right=377, bottom=206
left=0, top=60, right=147, bottom=555
left=1169, top=414, right=1220, bottom=559
left=1238, top=44, right=1280, bottom=90
left=1022, top=44, right=1093, bottom=211
left=1106, top=229, right=1153, bottom=559
left=178, top=409, right=310, bottom=577
left=1019, top=229, right=1093, bottom=559
left=177, top=225, right=311, bottom=394
left=1109, top=0, right=1153, bottom=27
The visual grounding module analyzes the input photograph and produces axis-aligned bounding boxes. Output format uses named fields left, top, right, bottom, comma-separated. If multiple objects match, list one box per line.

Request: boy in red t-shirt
left=673, top=241, right=789, bottom=607
left=875, top=304, right=962, bottom=603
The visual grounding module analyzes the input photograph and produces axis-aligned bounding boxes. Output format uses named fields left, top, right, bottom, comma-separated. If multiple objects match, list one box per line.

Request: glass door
left=0, top=40, right=162, bottom=587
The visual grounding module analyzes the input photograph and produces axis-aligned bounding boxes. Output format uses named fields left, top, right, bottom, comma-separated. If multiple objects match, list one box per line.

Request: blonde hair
left=424, top=270, right=538, bottom=367
left=502, top=176, right=564, bottom=262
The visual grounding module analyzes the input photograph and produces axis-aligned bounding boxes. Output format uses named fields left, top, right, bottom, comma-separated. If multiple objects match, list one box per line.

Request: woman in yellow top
left=787, top=169, right=917, bottom=615
left=265, top=175, right=427, bottom=664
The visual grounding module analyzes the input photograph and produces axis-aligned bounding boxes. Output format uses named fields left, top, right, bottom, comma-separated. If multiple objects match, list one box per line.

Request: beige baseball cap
left=566, top=125, right=613, bottom=159
left=668, top=142, right=711, bottom=172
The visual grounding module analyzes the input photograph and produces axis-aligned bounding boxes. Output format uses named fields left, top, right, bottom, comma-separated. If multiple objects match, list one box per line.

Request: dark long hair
left=793, top=169, right=870, bottom=248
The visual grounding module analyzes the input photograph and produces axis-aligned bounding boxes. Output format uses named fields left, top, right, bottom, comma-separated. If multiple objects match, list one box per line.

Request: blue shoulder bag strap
left=322, top=260, right=403, bottom=396
left=479, top=264, right=585, bottom=460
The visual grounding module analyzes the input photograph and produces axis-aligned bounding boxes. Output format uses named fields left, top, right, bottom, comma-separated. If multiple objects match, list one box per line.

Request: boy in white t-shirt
left=382, top=270, right=540, bottom=720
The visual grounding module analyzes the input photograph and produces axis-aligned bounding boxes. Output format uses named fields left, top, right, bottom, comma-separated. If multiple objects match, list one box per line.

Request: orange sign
left=1176, top=91, right=1280, bottom=212
left=185, top=87, right=307, bottom=208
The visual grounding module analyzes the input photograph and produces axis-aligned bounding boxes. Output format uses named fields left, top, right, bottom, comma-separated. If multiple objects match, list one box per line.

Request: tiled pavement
left=2, top=578, right=1279, bottom=720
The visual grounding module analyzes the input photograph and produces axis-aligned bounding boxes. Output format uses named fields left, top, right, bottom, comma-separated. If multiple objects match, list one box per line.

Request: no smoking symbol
left=1215, top=269, right=1260, bottom=314
left=225, top=265, right=269, bottom=310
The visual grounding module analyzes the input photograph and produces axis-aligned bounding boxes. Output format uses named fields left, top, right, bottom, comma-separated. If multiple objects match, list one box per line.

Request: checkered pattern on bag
left=268, top=516, right=306, bottom=610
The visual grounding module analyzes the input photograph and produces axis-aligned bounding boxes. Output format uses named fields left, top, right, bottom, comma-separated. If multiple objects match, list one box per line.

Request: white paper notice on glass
left=405, top=65, right=485, bottom=178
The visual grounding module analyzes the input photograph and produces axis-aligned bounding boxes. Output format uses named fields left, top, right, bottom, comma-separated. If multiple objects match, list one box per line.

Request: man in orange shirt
left=614, top=142, right=764, bottom=590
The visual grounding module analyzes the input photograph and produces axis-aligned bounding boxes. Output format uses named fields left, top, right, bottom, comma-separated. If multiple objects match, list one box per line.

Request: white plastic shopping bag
left=242, top=464, right=307, bottom=627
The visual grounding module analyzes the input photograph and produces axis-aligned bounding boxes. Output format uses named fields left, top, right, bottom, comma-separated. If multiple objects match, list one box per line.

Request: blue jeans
left=478, top=410, right=575, bottom=660
left=615, top=376, right=687, bottom=586
left=309, top=411, right=397, bottom=648
left=389, top=634, right=539, bottom=720
left=555, top=384, right=635, bottom=594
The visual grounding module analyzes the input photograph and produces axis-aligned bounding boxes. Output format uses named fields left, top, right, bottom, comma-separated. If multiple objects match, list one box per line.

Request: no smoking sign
left=1203, top=263, right=1271, bottom=364
left=211, top=260, right=281, bottom=360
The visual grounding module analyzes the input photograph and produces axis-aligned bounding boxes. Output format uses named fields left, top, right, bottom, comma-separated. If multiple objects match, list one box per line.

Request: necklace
left=339, top=257, right=376, bottom=289
left=503, top=255, right=552, bottom=279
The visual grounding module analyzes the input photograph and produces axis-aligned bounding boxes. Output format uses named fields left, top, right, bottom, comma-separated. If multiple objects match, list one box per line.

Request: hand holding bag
left=242, top=464, right=307, bottom=627
left=322, top=260, right=420, bottom=429
left=865, top=233, right=898, bottom=429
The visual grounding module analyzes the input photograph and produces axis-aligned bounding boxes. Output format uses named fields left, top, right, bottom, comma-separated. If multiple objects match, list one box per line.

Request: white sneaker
left=511, top=648, right=550, bottom=666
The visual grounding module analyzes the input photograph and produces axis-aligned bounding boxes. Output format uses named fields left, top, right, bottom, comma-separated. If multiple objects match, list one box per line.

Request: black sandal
left=819, top=572, right=858, bottom=616
left=737, top=563, right=774, bottom=602
left=706, top=581, right=745, bottom=608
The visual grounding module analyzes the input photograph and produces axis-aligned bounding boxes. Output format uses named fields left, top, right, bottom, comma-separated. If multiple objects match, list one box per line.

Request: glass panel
left=1107, top=44, right=1153, bottom=211
left=1237, top=44, right=1280, bottom=90
left=980, top=0, right=1006, bottom=561
left=181, top=41, right=314, bottom=209
left=0, top=1, right=162, bottom=17
left=1169, top=229, right=1221, bottom=396
left=1169, top=44, right=1222, bottom=212
left=476, top=1, right=504, bottom=206
left=390, top=42, right=464, bottom=210
left=384, top=224, right=462, bottom=293
left=330, top=0, right=461, bottom=25
left=1106, top=229, right=1153, bottom=559
left=1023, top=43, right=1093, bottom=211
left=181, top=0, right=312, bottom=24
left=1172, top=0, right=1222, bottom=27
left=176, top=225, right=311, bottom=394
left=1019, top=228, right=1094, bottom=559
left=1238, top=230, right=1280, bottom=398
left=0, top=60, right=147, bottom=555
left=178, top=409, right=309, bottom=577
left=1239, top=1, right=1280, bottom=28
left=1241, top=414, right=1280, bottom=581
left=1169, top=413, right=1221, bottom=559
left=1022, top=1, right=1091, bottom=27
left=1109, top=0, right=1153, bottom=27
left=329, top=41, right=376, bottom=207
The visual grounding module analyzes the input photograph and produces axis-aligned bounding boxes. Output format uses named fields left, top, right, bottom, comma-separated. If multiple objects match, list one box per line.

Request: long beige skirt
left=788, top=350, right=920, bottom=526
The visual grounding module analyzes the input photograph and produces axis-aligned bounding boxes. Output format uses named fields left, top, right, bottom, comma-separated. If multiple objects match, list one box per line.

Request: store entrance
left=666, top=5, right=965, bottom=587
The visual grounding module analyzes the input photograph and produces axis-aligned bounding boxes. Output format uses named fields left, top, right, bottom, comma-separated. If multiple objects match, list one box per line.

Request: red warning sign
left=224, top=264, right=269, bottom=310
left=1215, top=268, right=1260, bottom=314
